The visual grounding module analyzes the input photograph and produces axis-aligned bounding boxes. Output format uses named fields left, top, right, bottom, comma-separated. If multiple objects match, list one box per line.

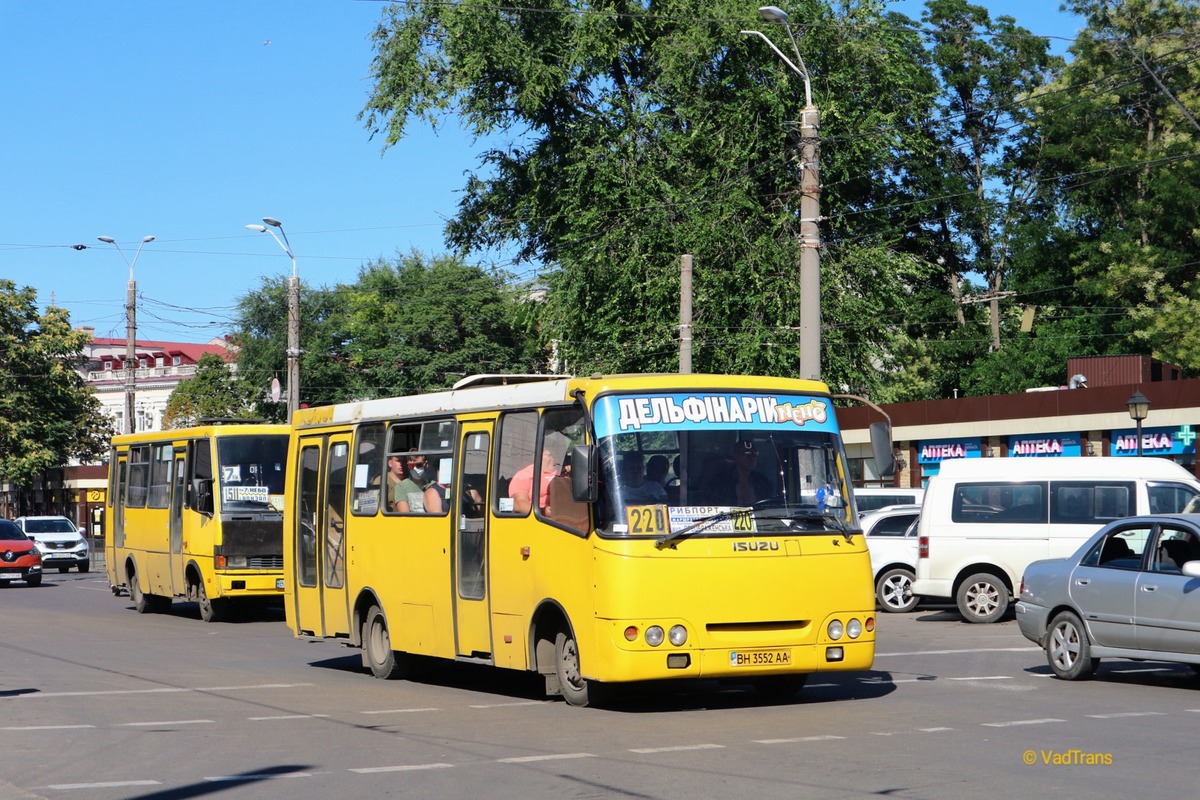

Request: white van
left=912, top=457, right=1200, bottom=623
left=854, top=486, right=925, bottom=513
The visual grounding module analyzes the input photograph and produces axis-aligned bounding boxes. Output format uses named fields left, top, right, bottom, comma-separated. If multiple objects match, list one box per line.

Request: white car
left=862, top=504, right=921, bottom=613
left=14, top=516, right=89, bottom=573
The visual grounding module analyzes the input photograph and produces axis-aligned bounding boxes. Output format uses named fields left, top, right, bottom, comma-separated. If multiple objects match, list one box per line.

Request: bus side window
left=496, top=411, right=538, bottom=516
left=352, top=424, right=386, bottom=516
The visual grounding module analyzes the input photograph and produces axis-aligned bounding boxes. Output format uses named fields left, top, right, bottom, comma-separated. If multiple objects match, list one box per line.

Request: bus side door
left=168, top=449, right=186, bottom=594
left=455, top=423, right=493, bottom=659
left=292, top=434, right=353, bottom=638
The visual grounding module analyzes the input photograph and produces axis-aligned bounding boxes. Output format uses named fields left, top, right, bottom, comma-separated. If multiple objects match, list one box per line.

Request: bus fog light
left=827, top=620, right=844, bottom=640
left=666, top=653, right=690, bottom=669
left=645, top=626, right=665, bottom=647
left=826, top=646, right=844, bottom=662
left=847, top=619, right=862, bottom=639
left=668, top=625, right=687, bottom=646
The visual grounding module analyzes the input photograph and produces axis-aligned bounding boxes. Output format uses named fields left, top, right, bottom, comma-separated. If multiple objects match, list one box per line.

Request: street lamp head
left=262, top=217, right=283, bottom=228
left=141, top=235, right=156, bottom=244
left=245, top=224, right=268, bottom=233
left=97, top=235, right=116, bottom=243
left=1126, top=390, right=1151, bottom=422
left=759, top=5, right=789, bottom=23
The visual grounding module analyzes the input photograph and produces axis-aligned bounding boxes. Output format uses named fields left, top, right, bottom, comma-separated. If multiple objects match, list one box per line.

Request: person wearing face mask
left=393, top=451, right=431, bottom=513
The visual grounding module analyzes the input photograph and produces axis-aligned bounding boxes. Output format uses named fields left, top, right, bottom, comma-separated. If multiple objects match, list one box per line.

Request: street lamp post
left=245, top=218, right=300, bottom=422
left=1126, top=390, right=1150, bottom=457
left=742, top=5, right=822, bottom=380
left=97, top=234, right=155, bottom=434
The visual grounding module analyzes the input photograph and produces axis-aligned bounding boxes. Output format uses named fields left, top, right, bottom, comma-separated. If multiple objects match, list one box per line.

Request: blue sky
left=2, top=1, right=1083, bottom=344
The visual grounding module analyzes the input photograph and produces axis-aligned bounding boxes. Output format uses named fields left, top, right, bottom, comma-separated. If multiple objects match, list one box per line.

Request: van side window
left=1148, top=483, right=1200, bottom=515
left=1049, top=482, right=1134, bottom=524
left=951, top=482, right=1046, bottom=524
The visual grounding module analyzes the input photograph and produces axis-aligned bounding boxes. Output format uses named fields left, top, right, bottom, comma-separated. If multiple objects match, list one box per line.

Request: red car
left=0, top=519, right=43, bottom=587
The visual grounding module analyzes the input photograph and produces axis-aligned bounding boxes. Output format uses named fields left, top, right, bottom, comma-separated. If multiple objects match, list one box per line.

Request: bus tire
left=362, top=605, right=410, bottom=680
left=555, top=630, right=607, bottom=707
left=956, top=571, right=1009, bottom=623
left=129, top=564, right=153, bottom=614
left=197, top=581, right=225, bottom=623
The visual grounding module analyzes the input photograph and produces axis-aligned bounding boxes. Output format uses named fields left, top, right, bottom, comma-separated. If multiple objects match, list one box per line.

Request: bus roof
left=292, top=373, right=833, bottom=429
left=112, top=422, right=290, bottom=446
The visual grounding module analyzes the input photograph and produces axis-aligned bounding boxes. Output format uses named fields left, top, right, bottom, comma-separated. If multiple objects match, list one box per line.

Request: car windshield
left=591, top=390, right=857, bottom=539
left=0, top=521, right=30, bottom=541
left=216, top=435, right=289, bottom=510
left=24, top=518, right=76, bottom=533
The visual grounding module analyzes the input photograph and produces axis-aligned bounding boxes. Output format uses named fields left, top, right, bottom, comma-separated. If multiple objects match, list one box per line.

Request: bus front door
left=168, top=451, right=185, bottom=594
left=454, top=424, right=493, bottom=659
left=293, top=435, right=352, bottom=639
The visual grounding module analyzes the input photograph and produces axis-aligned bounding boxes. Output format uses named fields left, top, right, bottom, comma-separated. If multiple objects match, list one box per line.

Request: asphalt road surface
left=3, top=572, right=1198, bottom=799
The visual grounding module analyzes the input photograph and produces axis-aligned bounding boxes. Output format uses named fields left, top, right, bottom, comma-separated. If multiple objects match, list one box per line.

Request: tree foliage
left=0, top=281, right=112, bottom=486
left=232, top=253, right=536, bottom=414
left=162, top=352, right=258, bottom=428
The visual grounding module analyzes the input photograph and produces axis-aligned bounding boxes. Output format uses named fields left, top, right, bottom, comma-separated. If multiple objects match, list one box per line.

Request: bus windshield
left=217, top=435, right=289, bottom=511
left=592, top=391, right=857, bottom=538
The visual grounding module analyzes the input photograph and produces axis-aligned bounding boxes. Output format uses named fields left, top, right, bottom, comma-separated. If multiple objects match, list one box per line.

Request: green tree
left=232, top=253, right=537, bottom=410
left=1029, top=0, right=1200, bottom=371
left=0, top=281, right=112, bottom=486
left=162, top=352, right=258, bottom=428
left=361, top=0, right=946, bottom=394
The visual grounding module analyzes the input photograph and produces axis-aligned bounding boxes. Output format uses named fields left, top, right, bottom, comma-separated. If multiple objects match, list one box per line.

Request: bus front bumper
left=216, top=572, right=285, bottom=596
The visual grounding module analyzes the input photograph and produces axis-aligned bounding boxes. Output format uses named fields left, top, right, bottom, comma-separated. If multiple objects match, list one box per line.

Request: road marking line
left=755, top=735, right=846, bottom=744
left=13, top=683, right=312, bottom=700
left=120, top=720, right=213, bottom=727
left=249, top=714, right=330, bottom=721
left=497, top=753, right=597, bottom=763
left=918, top=727, right=955, bottom=732
left=361, top=707, right=438, bottom=714
left=981, top=718, right=1064, bottom=727
left=205, top=772, right=311, bottom=782
left=859, top=677, right=926, bottom=684
left=194, top=683, right=313, bottom=691
left=806, top=683, right=838, bottom=688
left=350, top=763, right=454, bottom=774
left=40, top=781, right=160, bottom=790
left=1086, top=711, right=1165, bottom=719
left=875, top=647, right=1036, bottom=657
left=1, top=724, right=96, bottom=731
left=629, top=744, right=724, bottom=754
left=469, top=701, right=544, bottom=709
left=948, top=676, right=1011, bottom=681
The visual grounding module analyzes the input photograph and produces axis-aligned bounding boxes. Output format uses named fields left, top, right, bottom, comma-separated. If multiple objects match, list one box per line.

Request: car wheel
left=1045, top=610, right=1098, bottom=680
left=25, top=575, right=42, bottom=587
left=956, top=572, right=1009, bottom=623
left=876, top=568, right=918, bottom=613
left=58, top=566, right=71, bottom=574
left=78, top=562, right=90, bottom=574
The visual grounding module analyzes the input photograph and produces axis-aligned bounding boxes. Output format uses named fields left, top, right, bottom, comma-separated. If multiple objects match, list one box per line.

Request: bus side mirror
left=870, top=422, right=896, bottom=478
left=195, top=479, right=215, bottom=516
left=569, top=445, right=598, bottom=503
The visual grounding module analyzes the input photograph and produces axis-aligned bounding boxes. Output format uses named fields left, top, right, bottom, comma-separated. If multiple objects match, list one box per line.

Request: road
left=2, top=571, right=1198, bottom=799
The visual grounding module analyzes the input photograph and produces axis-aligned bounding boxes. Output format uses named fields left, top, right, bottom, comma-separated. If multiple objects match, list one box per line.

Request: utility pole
left=97, top=235, right=155, bottom=434
left=246, top=218, right=300, bottom=422
left=744, top=6, right=821, bottom=380
left=679, top=254, right=693, bottom=374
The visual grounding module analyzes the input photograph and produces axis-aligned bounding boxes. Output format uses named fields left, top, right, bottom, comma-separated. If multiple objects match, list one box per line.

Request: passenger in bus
left=509, top=448, right=561, bottom=516
left=386, top=454, right=406, bottom=496
left=393, top=451, right=429, bottom=513
left=646, top=455, right=671, bottom=491
left=619, top=455, right=668, bottom=504
left=703, top=440, right=771, bottom=507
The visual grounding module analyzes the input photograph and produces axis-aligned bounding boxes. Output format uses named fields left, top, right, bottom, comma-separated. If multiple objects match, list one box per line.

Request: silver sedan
left=1016, top=514, right=1200, bottom=680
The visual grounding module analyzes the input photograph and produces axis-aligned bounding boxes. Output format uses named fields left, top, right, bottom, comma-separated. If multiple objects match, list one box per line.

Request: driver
left=703, top=440, right=771, bottom=507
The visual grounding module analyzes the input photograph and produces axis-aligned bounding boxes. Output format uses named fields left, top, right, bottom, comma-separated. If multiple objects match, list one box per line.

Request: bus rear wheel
left=129, top=565, right=154, bottom=614
left=362, top=605, right=411, bottom=680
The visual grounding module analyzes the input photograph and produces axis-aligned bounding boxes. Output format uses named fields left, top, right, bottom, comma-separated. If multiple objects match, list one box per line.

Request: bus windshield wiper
left=791, top=509, right=856, bottom=542
left=655, top=509, right=743, bottom=550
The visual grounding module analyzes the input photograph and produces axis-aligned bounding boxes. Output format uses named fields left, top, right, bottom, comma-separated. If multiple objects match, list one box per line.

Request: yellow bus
left=107, top=421, right=290, bottom=622
left=284, top=374, right=888, bottom=705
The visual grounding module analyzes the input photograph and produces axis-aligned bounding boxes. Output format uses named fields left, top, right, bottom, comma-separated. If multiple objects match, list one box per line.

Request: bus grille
left=248, top=556, right=284, bottom=570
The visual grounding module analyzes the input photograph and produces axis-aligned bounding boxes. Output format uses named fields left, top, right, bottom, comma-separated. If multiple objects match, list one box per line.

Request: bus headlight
left=847, top=618, right=862, bottom=639
left=645, top=626, right=665, bottom=647
left=827, top=620, right=844, bottom=641
left=668, top=625, right=687, bottom=646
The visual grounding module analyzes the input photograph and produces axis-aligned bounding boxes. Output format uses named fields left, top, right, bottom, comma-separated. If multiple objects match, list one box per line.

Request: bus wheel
left=129, top=566, right=152, bottom=614
left=196, top=581, right=225, bottom=623
left=362, top=605, right=410, bottom=680
left=555, top=631, right=602, bottom=707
